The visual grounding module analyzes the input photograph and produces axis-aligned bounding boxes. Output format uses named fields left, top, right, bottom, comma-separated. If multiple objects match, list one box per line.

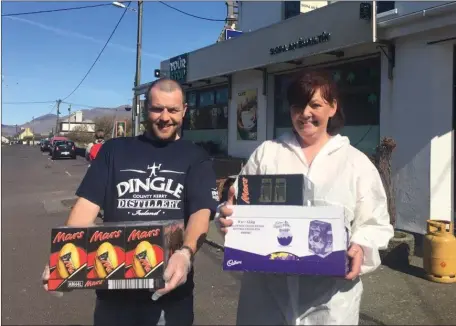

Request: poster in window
left=115, top=120, right=126, bottom=138
left=237, top=89, right=258, bottom=140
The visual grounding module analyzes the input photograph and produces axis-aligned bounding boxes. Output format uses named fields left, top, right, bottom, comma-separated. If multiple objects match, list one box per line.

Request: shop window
left=216, top=88, right=229, bottom=104
left=183, top=87, right=229, bottom=130
left=199, top=90, right=215, bottom=107
left=274, top=57, right=381, bottom=152
left=377, top=1, right=395, bottom=14
left=284, top=1, right=301, bottom=19
left=187, top=92, right=197, bottom=107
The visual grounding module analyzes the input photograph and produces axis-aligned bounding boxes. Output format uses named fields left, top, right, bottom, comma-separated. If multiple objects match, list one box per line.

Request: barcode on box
left=108, top=279, right=155, bottom=290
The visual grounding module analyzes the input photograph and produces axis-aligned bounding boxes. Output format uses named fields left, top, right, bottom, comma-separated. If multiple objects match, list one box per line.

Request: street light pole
left=133, top=0, right=143, bottom=136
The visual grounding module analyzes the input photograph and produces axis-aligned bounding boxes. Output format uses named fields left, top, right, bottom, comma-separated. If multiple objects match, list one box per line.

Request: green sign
left=169, top=53, right=188, bottom=83
left=269, top=31, right=330, bottom=55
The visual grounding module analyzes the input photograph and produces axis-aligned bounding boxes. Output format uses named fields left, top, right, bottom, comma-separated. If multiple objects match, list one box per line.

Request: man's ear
left=183, top=103, right=188, bottom=117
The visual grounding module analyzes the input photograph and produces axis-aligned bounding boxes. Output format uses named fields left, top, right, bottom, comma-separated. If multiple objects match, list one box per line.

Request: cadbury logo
left=241, top=177, right=250, bottom=204
left=90, top=230, right=122, bottom=243
left=53, top=231, right=85, bottom=243
left=127, top=229, right=161, bottom=242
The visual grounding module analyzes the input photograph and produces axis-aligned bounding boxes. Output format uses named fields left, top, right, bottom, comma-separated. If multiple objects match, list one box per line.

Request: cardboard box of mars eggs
left=48, top=220, right=185, bottom=291
left=223, top=205, right=349, bottom=276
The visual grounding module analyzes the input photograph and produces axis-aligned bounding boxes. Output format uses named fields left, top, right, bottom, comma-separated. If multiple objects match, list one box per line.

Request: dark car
left=51, top=140, right=76, bottom=160
left=40, top=139, right=51, bottom=152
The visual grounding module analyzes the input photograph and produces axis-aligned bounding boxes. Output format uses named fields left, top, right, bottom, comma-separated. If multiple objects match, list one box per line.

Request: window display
left=184, top=86, right=229, bottom=130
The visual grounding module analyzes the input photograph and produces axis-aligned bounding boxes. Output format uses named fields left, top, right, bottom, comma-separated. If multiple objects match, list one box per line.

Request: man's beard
left=146, top=120, right=180, bottom=142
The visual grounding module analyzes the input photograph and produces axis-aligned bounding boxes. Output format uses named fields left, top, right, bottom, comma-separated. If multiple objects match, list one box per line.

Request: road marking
left=65, top=171, right=72, bottom=177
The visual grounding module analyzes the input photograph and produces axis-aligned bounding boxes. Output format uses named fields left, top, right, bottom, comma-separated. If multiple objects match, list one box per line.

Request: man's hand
left=215, top=186, right=235, bottom=235
left=345, top=243, right=364, bottom=280
left=42, top=264, right=64, bottom=297
left=151, top=249, right=192, bottom=301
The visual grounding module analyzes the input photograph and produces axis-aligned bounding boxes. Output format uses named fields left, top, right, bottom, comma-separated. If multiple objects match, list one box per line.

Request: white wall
left=60, top=123, right=95, bottom=133
left=382, top=27, right=455, bottom=234
left=228, top=70, right=267, bottom=158
left=237, top=1, right=283, bottom=32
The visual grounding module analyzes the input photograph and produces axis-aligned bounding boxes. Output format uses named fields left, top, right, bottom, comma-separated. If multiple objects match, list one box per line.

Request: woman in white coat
left=216, top=71, right=394, bottom=325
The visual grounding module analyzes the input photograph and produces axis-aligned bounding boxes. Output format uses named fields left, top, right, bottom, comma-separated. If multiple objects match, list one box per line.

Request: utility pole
left=68, top=104, right=72, bottom=133
left=133, top=0, right=143, bottom=136
left=55, top=99, right=62, bottom=136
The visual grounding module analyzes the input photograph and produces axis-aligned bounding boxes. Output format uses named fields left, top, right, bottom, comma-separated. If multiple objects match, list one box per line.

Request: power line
left=61, top=2, right=131, bottom=101
left=2, top=100, right=55, bottom=105
left=158, top=1, right=226, bottom=22
left=2, top=3, right=113, bottom=17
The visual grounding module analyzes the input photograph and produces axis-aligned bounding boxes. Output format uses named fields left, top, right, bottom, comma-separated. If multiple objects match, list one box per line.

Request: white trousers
left=236, top=273, right=363, bottom=325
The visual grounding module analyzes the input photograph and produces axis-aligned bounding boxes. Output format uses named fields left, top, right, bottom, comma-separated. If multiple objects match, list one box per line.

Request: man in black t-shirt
left=42, top=78, right=219, bottom=326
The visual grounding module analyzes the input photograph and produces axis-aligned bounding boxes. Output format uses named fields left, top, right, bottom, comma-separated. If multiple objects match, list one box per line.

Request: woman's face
left=290, top=88, right=337, bottom=142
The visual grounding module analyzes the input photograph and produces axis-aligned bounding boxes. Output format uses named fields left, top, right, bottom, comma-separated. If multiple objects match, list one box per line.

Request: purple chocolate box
left=223, top=205, right=349, bottom=276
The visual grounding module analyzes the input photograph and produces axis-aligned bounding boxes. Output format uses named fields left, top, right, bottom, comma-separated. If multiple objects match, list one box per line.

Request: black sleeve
left=185, top=156, right=219, bottom=217
left=75, top=141, right=111, bottom=207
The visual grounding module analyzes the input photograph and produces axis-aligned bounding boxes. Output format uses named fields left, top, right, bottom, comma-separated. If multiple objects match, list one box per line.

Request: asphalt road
left=1, top=145, right=240, bottom=325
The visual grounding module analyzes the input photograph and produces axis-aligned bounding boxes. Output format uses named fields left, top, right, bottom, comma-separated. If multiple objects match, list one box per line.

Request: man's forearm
left=183, top=208, right=211, bottom=254
left=65, top=197, right=100, bottom=227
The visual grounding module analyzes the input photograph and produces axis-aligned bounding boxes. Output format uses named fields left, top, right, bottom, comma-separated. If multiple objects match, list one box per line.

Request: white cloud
left=5, top=16, right=165, bottom=60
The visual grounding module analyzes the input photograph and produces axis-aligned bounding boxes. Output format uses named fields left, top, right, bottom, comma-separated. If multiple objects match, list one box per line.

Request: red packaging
left=48, top=220, right=184, bottom=291
left=123, top=220, right=184, bottom=290
left=48, top=227, right=87, bottom=291
left=86, top=226, right=125, bottom=288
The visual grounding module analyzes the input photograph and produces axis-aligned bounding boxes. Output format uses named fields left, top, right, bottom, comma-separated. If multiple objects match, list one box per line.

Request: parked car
left=51, top=140, right=76, bottom=160
left=40, top=139, right=51, bottom=152
left=48, top=136, right=69, bottom=154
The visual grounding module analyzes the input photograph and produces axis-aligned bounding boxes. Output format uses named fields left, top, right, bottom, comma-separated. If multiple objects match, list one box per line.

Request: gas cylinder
left=423, top=220, right=456, bottom=283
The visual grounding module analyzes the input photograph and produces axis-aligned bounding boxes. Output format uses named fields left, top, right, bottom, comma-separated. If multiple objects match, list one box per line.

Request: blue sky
left=1, top=1, right=226, bottom=125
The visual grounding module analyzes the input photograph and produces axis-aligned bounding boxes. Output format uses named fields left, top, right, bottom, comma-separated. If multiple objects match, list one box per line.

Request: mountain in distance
left=2, top=105, right=132, bottom=136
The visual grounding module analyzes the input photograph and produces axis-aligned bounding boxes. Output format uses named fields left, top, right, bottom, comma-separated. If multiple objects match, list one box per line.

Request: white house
left=59, top=110, right=96, bottom=134
left=134, top=1, right=456, bottom=235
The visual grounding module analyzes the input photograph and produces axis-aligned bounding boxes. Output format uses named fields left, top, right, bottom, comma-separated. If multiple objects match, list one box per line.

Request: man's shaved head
left=145, top=78, right=186, bottom=107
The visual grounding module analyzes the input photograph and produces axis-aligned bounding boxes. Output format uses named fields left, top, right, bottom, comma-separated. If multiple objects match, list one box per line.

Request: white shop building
left=134, top=1, right=456, bottom=235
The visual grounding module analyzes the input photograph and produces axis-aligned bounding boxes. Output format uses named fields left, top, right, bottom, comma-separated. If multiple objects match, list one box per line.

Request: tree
left=66, top=125, right=94, bottom=145
left=374, top=137, right=397, bottom=226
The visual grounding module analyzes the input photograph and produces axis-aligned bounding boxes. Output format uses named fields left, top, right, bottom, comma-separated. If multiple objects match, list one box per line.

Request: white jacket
left=231, top=132, right=394, bottom=325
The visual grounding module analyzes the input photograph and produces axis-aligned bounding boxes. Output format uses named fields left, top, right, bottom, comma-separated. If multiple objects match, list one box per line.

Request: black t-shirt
left=76, top=132, right=219, bottom=302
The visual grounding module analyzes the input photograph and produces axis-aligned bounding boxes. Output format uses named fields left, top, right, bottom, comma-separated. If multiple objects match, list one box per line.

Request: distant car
left=40, top=139, right=51, bottom=152
left=51, top=140, right=76, bottom=160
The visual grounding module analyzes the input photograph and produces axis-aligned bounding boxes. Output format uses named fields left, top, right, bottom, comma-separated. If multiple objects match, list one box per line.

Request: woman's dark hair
left=286, top=70, right=345, bottom=135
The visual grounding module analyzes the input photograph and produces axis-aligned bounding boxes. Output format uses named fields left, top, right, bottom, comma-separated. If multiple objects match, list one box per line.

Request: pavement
left=2, top=144, right=456, bottom=325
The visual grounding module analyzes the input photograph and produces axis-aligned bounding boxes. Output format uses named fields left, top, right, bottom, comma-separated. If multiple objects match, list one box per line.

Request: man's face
left=147, top=87, right=187, bottom=141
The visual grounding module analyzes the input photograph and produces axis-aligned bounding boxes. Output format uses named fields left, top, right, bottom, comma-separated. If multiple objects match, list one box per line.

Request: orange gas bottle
left=423, top=220, right=456, bottom=283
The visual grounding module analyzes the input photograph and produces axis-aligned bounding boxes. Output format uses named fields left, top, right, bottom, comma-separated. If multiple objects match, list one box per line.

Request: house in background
left=58, top=110, right=95, bottom=135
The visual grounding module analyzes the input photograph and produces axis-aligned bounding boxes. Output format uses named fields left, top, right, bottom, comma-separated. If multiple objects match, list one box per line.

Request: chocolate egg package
left=224, top=175, right=348, bottom=276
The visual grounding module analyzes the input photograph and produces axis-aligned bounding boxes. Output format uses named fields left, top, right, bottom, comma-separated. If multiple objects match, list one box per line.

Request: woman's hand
left=345, top=243, right=364, bottom=280
left=215, top=186, right=235, bottom=235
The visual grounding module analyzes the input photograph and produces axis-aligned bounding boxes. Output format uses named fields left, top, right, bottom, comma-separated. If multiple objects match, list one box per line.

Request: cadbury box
left=48, top=226, right=88, bottom=291
left=223, top=205, right=349, bottom=276
left=236, top=174, right=314, bottom=206
left=123, top=220, right=185, bottom=291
